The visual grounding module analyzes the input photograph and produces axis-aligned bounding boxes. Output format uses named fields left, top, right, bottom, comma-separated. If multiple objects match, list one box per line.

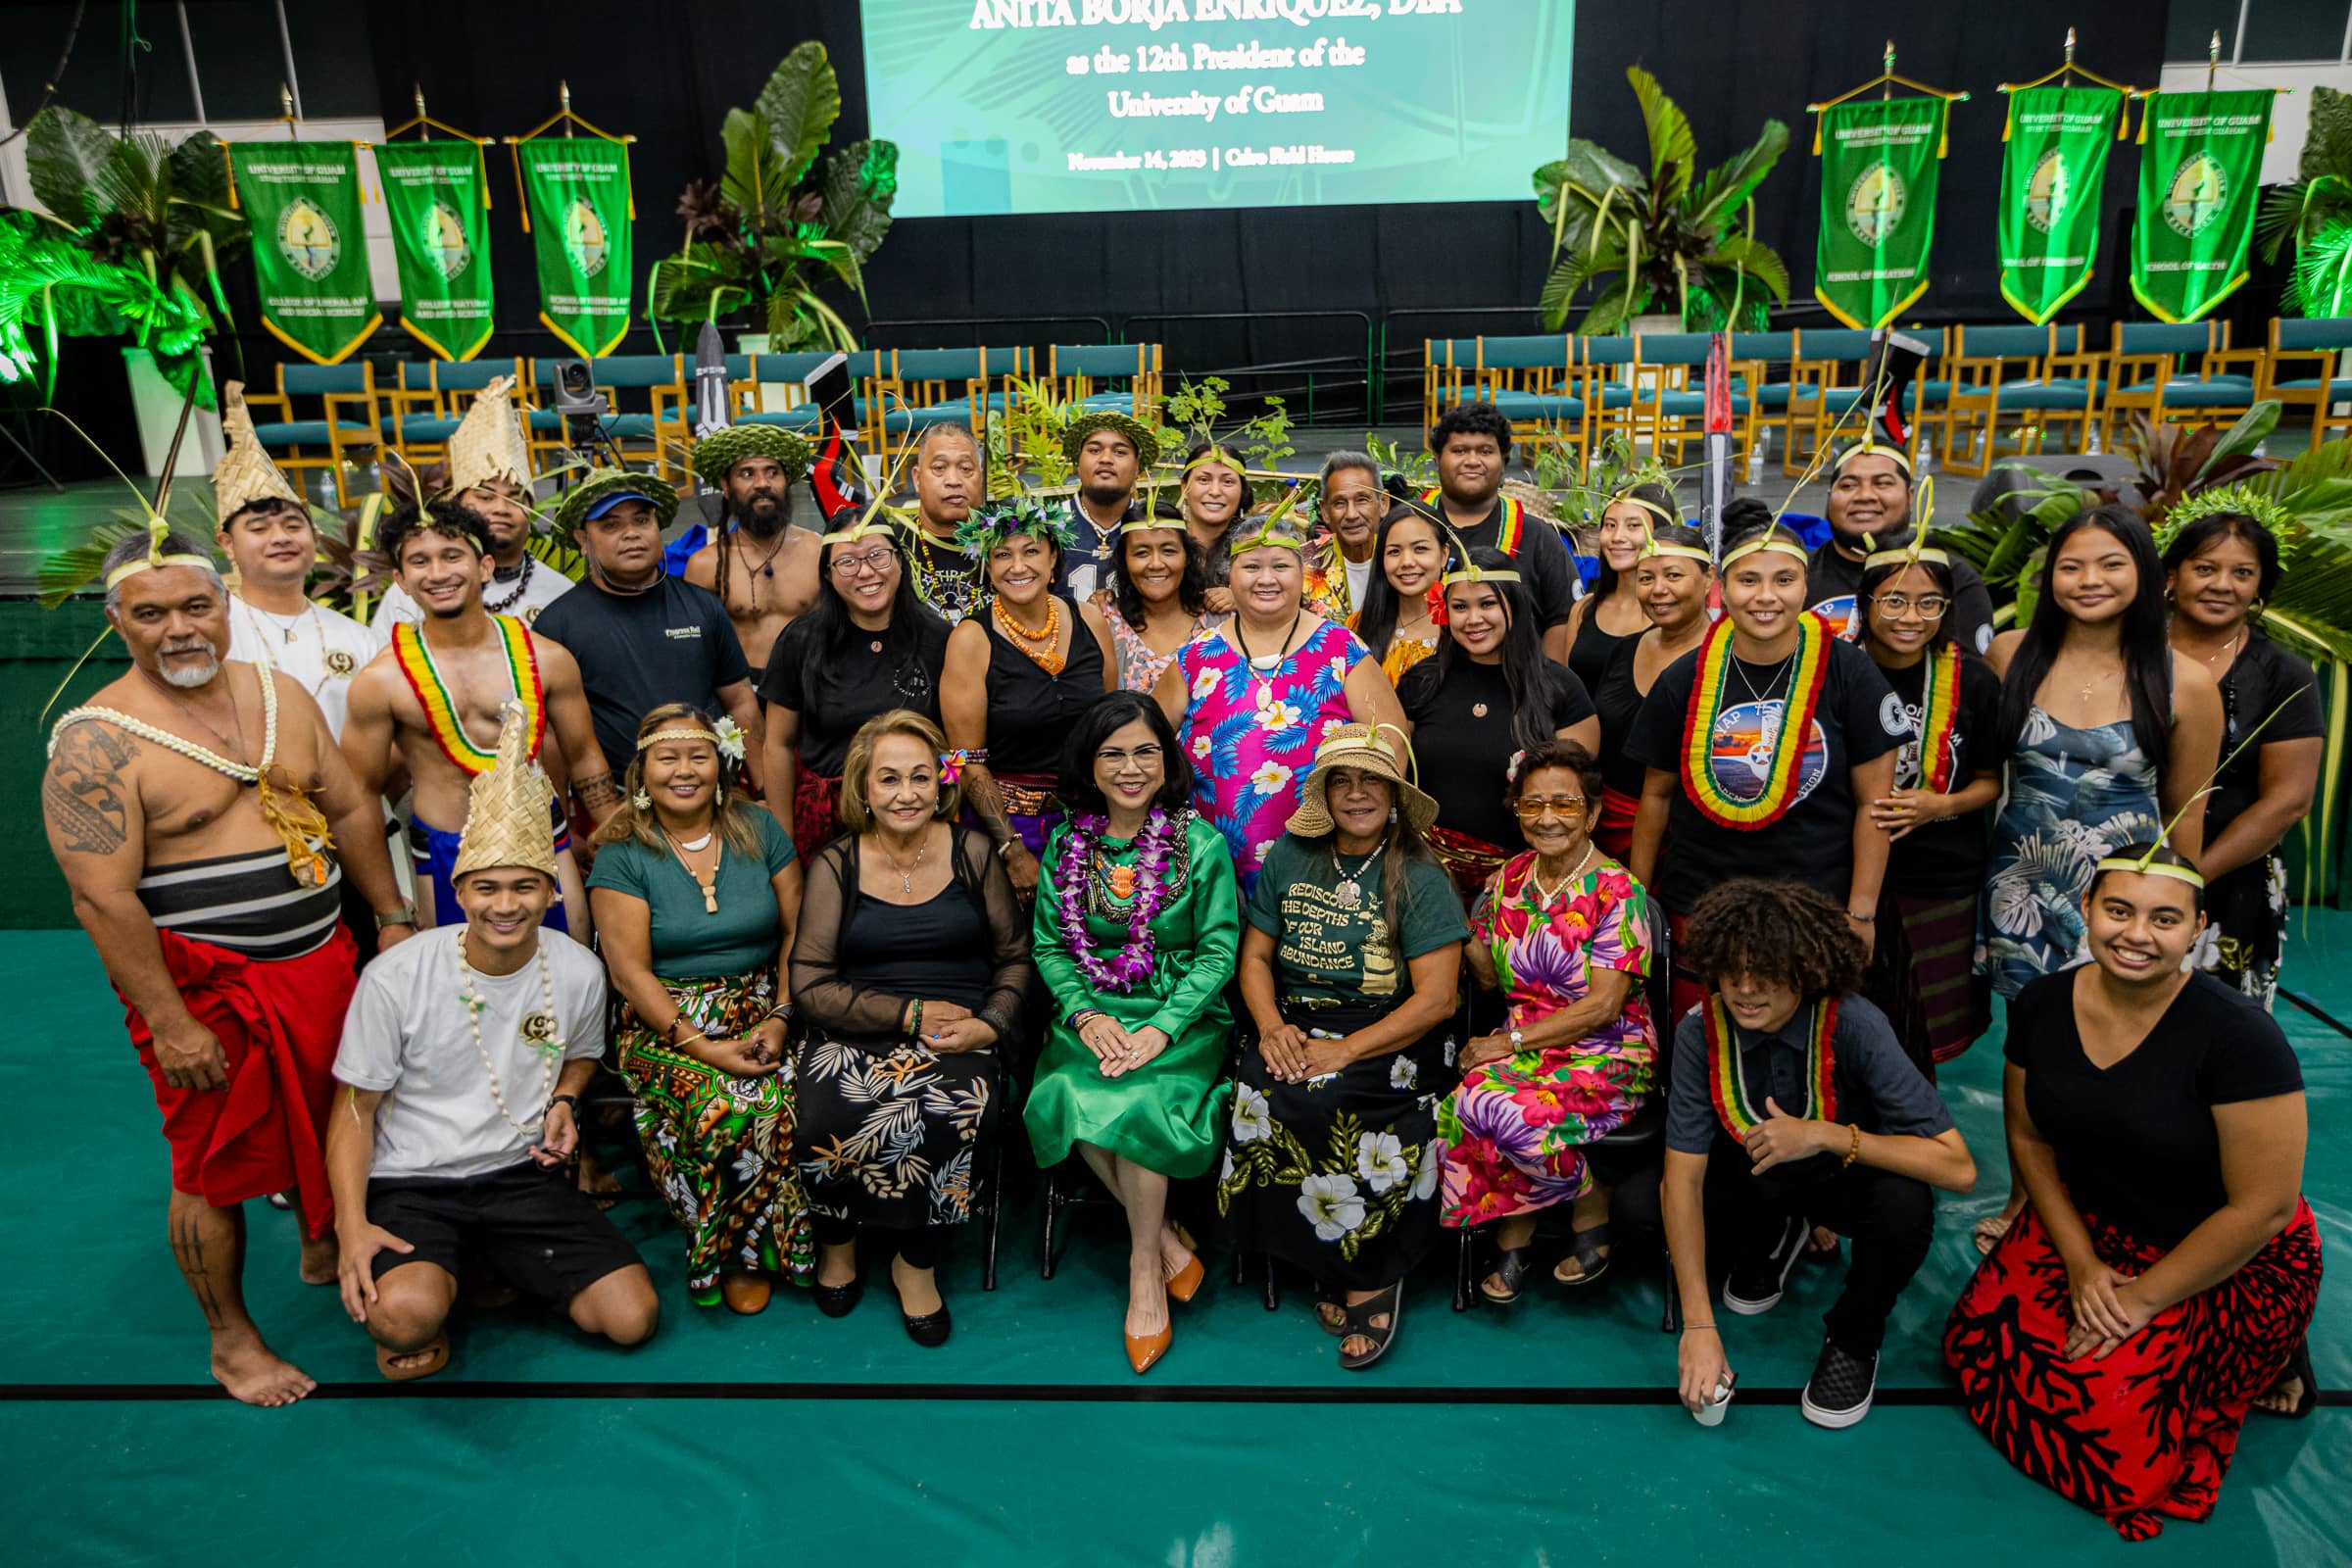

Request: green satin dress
left=1026, top=811, right=1240, bottom=1177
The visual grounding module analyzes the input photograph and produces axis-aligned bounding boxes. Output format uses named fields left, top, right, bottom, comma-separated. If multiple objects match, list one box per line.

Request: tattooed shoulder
left=43, top=720, right=140, bottom=856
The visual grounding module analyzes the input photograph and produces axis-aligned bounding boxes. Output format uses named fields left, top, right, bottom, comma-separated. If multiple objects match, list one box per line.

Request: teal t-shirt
left=1245, top=834, right=1468, bottom=1010
left=586, top=811, right=798, bottom=979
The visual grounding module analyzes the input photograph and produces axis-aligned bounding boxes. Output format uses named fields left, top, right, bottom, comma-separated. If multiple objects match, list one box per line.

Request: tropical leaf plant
left=1535, top=67, right=1791, bottom=334
left=0, top=212, right=213, bottom=405
left=2257, top=84, right=2352, bottom=316
left=648, top=43, right=897, bottom=352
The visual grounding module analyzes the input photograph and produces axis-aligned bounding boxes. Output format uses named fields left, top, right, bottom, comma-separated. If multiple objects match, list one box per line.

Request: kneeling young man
left=1663, top=878, right=1974, bottom=1428
left=327, top=705, right=658, bottom=1378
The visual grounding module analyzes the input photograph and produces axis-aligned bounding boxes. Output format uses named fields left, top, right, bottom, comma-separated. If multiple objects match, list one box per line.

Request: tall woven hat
left=692, top=423, right=813, bottom=490
left=445, top=374, right=536, bottom=495
left=451, top=702, right=559, bottom=881
left=213, top=382, right=304, bottom=526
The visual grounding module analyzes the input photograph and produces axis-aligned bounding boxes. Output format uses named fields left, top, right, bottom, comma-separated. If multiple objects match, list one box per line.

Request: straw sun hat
left=1284, top=723, right=1439, bottom=839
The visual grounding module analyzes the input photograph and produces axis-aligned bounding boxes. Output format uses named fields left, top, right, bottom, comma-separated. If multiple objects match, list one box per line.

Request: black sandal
left=1481, top=1246, right=1536, bottom=1305
left=1313, top=1284, right=1347, bottom=1336
left=1338, top=1284, right=1402, bottom=1371
left=2255, top=1338, right=2319, bottom=1421
left=1551, top=1223, right=1612, bottom=1288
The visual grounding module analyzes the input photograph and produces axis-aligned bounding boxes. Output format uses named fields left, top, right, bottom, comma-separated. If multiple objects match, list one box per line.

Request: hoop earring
left=631, top=788, right=652, bottom=810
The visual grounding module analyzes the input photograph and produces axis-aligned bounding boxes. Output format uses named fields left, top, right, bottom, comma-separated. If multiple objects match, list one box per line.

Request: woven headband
left=1834, top=440, right=1913, bottom=477
left=104, top=551, right=218, bottom=591
left=1228, top=485, right=1307, bottom=556
left=1183, top=446, right=1245, bottom=478
left=2092, top=856, right=2207, bottom=892
left=638, top=727, right=719, bottom=751
left=1638, top=541, right=1715, bottom=564
left=1720, top=533, right=1809, bottom=568
left=1441, top=564, right=1523, bottom=588
left=1864, top=546, right=1951, bottom=570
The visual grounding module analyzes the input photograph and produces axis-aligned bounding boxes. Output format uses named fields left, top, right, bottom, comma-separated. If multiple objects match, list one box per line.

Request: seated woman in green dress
left=1220, top=725, right=1468, bottom=1371
left=588, top=705, right=809, bottom=1314
left=1029, top=691, right=1241, bottom=1377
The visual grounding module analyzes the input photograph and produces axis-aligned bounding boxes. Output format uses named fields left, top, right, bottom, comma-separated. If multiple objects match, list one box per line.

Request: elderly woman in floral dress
left=1435, top=739, right=1654, bottom=1303
left=1219, top=726, right=1467, bottom=1371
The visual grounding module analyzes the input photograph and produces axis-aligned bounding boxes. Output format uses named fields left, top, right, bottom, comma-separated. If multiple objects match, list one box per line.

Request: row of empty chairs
left=244, top=343, right=1166, bottom=504
left=1423, top=318, right=2352, bottom=480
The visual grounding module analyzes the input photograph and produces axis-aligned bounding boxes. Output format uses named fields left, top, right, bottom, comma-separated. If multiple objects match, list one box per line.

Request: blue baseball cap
left=584, top=491, right=658, bottom=521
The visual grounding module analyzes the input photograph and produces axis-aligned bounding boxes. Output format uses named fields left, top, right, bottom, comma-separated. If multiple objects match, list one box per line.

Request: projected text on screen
left=862, top=0, right=1574, bottom=218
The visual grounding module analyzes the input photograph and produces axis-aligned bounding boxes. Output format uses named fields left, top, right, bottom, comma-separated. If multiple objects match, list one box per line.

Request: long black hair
left=1994, top=504, right=2174, bottom=775
left=1422, top=545, right=1557, bottom=755
left=799, top=525, right=947, bottom=699
left=1590, top=482, right=1681, bottom=607
left=1109, top=522, right=1209, bottom=629
left=2161, top=510, right=2283, bottom=606
left=1857, top=553, right=1958, bottom=661
left=1354, top=503, right=1450, bottom=661
left=1055, top=690, right=1195, bottom=818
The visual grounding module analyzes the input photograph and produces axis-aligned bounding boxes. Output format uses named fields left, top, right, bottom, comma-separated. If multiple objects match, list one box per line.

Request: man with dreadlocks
left=682, top=424, right=821, bottom=679
left=1653, top=877, right=1973, bottom=1432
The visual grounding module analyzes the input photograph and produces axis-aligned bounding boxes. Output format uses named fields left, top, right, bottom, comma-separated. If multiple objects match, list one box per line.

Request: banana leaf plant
left=0, top=212, right=213, bottom=404
left=649, top=42, right=898, bottom=352
left=23, top=106, right=248, bottom=405
left=1535, top=66, right=1791, bottom=333
left=2256, top=84, right=2352, bottom=317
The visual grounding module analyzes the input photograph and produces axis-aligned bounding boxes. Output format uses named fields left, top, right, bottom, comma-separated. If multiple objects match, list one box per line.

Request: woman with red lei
left=1945, top=845, right=2320, bottom=1541
left=1625, top=517, right=1903, bottom=1020
left=1027, top=693, right=1241, bottom=1376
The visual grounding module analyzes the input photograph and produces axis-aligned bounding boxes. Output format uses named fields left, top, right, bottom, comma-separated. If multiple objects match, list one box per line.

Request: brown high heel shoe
left=1125, top=1322, right=1173, bottom=1375
left=1163, top=1221, right=1204, bottom=1302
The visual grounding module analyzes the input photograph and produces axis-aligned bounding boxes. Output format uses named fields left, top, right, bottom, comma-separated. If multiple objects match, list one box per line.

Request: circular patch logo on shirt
left=275, top=198, right=341, bottom=281
left=425, top=200, right=472, bottom=280
left=1811, top=593, right=1863, bottom=641
left=519, top=1011, right=560, bottom=1044
left=324, top=649, right=358, bottom=678
left=2024, top=148, right=2069, bottom=234
left=522, top=605, right=544, bottom=627
left=1879, top=692, right=1911, bottom=738
left=2163, top=154, right=2230, bottom=237
left=1707, top=701, right=1830, bottom=808
left=1844, top=162, right=1907, bottom=246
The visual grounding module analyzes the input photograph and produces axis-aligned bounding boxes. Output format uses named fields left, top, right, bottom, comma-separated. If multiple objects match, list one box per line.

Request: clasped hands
left=913, top=999, right=998, bottom=1055
left=2063, top=1260, right=2156, bottom=1360
left=690, top=1016, right=793, bottom=1076
left=1256, top=1021, right=1357, bottom=1083
left=1076, top=1012, right=1170, bottom=1078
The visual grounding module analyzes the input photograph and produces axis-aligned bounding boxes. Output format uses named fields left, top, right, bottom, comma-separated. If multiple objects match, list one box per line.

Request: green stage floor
left=6, top=921, right=2349, bottom=1566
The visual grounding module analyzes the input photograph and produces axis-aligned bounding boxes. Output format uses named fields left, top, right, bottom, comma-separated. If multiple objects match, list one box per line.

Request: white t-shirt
left=334, top=926, right=608, bottom=1181
left=372, top=560, right=573, bottom=634
left=226, top=597, right=385, bottom=739
left=1344, top=555, right=1372, bottom=611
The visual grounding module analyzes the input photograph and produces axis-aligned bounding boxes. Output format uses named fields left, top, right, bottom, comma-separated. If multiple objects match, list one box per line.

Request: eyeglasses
left=1095, top=745, right=1164, bottom=768
left=1870, top=593, right=1948, bottom=617
left=1513, top=795, right=1587, bottom=819
left=831, top=547, right=898, bottom=577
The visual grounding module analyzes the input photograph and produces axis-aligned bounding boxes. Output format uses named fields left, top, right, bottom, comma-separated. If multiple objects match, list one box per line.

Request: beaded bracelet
left=1842, top=1123, right=1862, bottom=1168
left=906, top=999, right=925, bottom=1039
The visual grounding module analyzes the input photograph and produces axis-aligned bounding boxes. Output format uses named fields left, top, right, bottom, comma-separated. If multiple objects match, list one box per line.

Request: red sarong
left=1426, top=824, right=1510, bottom=903
left=1944, top=1200, right=2323, bottom=1541
left=791, top=767, right=845, bottom=865
left=1593, top=786, right=1640, bottom=862
left=122, top=927, right=357, bottom=1240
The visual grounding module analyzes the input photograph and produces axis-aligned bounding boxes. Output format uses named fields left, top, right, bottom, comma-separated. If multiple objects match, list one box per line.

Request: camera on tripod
left=550, top=358, right=609, bottom=448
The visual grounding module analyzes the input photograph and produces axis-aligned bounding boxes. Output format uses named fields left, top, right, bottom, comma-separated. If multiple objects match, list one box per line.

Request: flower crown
left=2153, top=483, right=2301, bottom=566
left=954, top=495, right=1080, bottom=561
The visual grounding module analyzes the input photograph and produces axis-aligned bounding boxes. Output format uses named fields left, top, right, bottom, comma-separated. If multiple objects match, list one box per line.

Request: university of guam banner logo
left=2131, top=90, right=2274, bottom=322
left=374, top=139, right=496, bottom=361
left=1813, top=98, right=1948, bottom=329
left=227, top=140, right=380, bottom=364
left=1997, top=85, right=2124, bottom=323
left=514, top=137, right=634, bottom=358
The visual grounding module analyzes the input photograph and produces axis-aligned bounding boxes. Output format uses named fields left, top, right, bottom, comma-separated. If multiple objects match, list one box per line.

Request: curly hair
left=1110, top=523, right=1208, bottom=628
left=588, top=704, right=766, bottom=858
left=379, top=496, right=491, bottom=566
left=1504, top=738, right=1603, bottom=811
left=1682, top=878, right=1866, bottom=999
left=1428, top=401, right=1514, bottom=463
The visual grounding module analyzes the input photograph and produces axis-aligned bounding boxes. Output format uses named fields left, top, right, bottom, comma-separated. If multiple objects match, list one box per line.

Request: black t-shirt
left=1440, top=493, right=1579, bottom=631
left=1874, top=648, right=2003, bottom=898
left=1806, top=538, right=1996, bottom=657
left=532, top=575, right=752, bottom=777
left=2211, top=633, right=2323, bottom=844
left=1592, top=634, right=1655, bottom=799
left=1624, top=636, right=1901, bottom=911
left=2006, top=969, right=2304, bottom=1249
left=759, top=610, right=952, bottom=778
left=1398, top=654, right=1596, bottom=850
left=904, top=526, right=990, bottom=628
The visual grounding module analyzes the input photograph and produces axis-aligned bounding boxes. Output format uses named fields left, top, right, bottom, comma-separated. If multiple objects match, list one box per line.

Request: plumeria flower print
left=1192, top=734, right=1213, bottom=760
left=1298, top=1172, right=1367, bottom=1241
left=1232, top=1082, right=1273, bottom=1143
left=1410, top=1145, right=1441, bottom=1200
left=1191, top=667, right=1220, bottom=702
left=1250, top=760, right=1293, bottom=796
left=1356, top=1131, right=1409, bottom=1193
left=1389, top=1056, right=1418, bottom=1090
left=1256, top=700, right=1302, bottom=732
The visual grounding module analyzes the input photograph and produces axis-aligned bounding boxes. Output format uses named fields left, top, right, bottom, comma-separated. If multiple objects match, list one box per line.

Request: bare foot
left=2256, top=1375, right=2307, bottom=1415
left=211, top=1332, right=317, bottom=1407
left=891, top=1256, right=943, bottom=1316
left=1126, top=1260, right=1170, bottom=1339
left=382, top=1347, right=438, bottom=1373
left=298, top=1236, right=337, bottom=1287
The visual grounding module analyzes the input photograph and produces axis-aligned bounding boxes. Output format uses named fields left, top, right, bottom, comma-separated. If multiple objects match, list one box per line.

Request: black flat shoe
left=902, top=1302, right=953, bottom=1348
left=812, top=1275, right=862, bottom=1319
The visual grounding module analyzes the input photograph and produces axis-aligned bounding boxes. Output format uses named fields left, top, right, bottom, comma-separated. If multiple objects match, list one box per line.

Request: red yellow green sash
left=1707, top=995, right=1839, bottom=1140
left=1679, top=612, right=1833, bottom=829
left=1916, top=644, right=1962, bottom=793
left=390, top=614, right=545, bottom=775
left=1420, top=487, right=1524, bottom=555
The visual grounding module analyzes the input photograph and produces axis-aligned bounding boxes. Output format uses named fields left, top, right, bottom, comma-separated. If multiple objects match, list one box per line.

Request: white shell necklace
left=457, top=927, right=565, bottom=1135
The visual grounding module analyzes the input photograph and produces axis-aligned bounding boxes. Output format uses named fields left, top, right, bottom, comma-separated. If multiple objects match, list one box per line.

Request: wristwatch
left=374, top=903, right=417, bottom=928
left=548, top=1093, right=581, bottom=1115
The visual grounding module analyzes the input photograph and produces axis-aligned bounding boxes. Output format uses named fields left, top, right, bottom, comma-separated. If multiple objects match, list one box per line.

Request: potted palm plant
left=23, top=105, right=247, bottom=475
left=2256, top=85, right=2352, bottom=318
left=650, top=41, right=897, bottom=408
left=1535, top=67, right=1790, bottom=334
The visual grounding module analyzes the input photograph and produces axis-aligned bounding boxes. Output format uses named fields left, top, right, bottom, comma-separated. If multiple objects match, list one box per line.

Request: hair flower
left=1505, top=750, right=1528, bottom=785
left=939, top=750, right=971, bottom=785
left=710, top=716, right=748, bottom=765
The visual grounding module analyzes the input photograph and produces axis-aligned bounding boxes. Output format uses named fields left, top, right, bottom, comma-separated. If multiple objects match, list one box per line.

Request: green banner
left=1997, top=86, right=2125, bottom=324
left=374, top=139, right=495, bottom=361
left=514, top=137, right=634, bottom=358
left=2132, top=90, right=2275, bottom=323
left=1813, top=97, right=1947, bottom=329
left=227, top=140, right=379, bottom=364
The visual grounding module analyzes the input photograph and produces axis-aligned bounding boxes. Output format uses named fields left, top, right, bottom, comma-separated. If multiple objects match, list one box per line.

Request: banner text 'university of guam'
left=226, top=140, right=380, bottom=364
left=514, top=137, right=635, bottom=359
left=2132, top=90, right=2274, bottom=323
left=1813, top=97, right=1948, bottom=330
left=376, top=138, right=496, bottom=362
left=1997, top=85, right=2125, bottom=324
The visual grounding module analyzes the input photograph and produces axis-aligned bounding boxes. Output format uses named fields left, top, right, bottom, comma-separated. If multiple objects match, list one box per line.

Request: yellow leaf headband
left=2090, top=854, right=2207, bottom=891
left=1635, top=506, right=1713, bottom=565
left=1441, top=561, right=1523, bottom=589
left=1227, top=485, right=1307, bottom=556
left=1183, top=445, right=1245, bottom=478
left=103, top=514, right=215, bottom=591
left=1720, top=531, right=1809, bottom=568
left=1862, top=474, right=1951, bottom=570
left=1834, top=438, right=1914, bottom=477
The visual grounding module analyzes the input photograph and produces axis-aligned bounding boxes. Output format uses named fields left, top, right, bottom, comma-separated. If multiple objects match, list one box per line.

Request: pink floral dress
left=1436, top=854, right=1655, bottom=1226
left=1173, top=617, right=1366, bottom=896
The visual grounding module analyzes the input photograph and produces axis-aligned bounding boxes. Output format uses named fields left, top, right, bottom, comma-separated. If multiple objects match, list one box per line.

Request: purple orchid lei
left=1059, top=807, right=1180, bottom=993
